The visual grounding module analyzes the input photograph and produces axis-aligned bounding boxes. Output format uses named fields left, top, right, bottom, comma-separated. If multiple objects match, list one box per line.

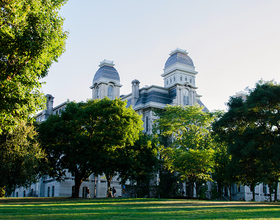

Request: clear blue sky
left=42, top=0, right=280, bottom=111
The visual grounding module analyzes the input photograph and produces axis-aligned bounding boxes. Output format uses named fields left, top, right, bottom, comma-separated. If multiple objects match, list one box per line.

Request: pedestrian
left=112, top=187, right=116, bottom=197
left=86, top=187, right=90, bottom=198
left=108, top=187, right=112, bottom=197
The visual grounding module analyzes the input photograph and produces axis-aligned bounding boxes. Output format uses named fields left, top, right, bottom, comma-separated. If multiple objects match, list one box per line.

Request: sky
left=42, top=0, right=280, bottom=111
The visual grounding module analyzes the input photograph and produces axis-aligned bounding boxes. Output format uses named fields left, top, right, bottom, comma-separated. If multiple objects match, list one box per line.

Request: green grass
left=0, top=197, right=280, bottom=219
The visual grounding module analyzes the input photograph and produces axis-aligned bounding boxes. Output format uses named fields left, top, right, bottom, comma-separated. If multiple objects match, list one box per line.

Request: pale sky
left=42, top=0, right=280, bottom=111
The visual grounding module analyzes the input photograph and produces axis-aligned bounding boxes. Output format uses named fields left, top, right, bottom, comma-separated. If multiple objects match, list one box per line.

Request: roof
left=134, top=87, right=176, bottom=107
left=165, top=48, right=194, bottom=68
left=93, top=60, right=120, bottom=82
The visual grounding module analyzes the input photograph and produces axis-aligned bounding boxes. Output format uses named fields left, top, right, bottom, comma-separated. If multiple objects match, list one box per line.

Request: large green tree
left=0, top=120, right=45, bottom=195
left=38, top=98, right=143, bottom=198
left=0, top=0, right=67, bottom=194
left=154, top=104, right=216, bottom=198
left=213, top=80, right=280, bottom=201
left=0, top=0, right=68, bottom=134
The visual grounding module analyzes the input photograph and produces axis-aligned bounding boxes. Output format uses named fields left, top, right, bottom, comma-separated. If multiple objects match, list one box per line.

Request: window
left=263, top=185, right=267, bottom=194
left=183, top=96, right=189, bottom=105
left=146, top=116, right=149, bottom=132
left=166, top=80, right=168, bottom=85
left=47, top=187, right=50, bottom=197
left=183, top=90, right=189, bottom=106
left=52, top=186, right=55, bottom=197
left=72, top=186, right=75, bottom=197
left=16, top=192, right=18, bottom=197
left=185, top=76, right=187, bottom=81
left=190, top=78, right=192, bottom=83
left=96, top=87, right=100, bottom=99
left=180, top=76, right=182, bottom=81
left=173, top=76, right=175, bottom=82
left=237, top=185, right=241, bottom=192
left=108, top=85, right=113, bottom=100
left=170, top=78, right=172, bottom=83
left=23, top=190, right=26, bottom=197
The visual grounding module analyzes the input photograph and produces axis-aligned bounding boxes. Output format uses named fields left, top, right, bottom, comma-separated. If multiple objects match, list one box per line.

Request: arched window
left=96, top=87, right=100, bottom=99
left=52, top=186, right=55, bottom=197
left=185, top=76, right=188, bottom=81
left=183, top=90, right=189, bottom=106
left=180, top=76, right=182, bottom=81
left=108, top=85, right=113, bottom=100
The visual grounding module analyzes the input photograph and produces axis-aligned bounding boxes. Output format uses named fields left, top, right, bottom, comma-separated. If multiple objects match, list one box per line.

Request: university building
left=11, top=48, right=277, bottom=201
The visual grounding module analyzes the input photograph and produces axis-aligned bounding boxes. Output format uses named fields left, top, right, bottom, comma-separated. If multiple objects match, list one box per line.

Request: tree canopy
left=0, top=0, right=67, bottom=195
left=0, top=120, right=45, bottom=195
left=0, top=0, right=68, bottom=134
left=213, top=80, right=280, bottom=201
left=38, top=98, right=143, bottom=197
left=154, top=104, right=217, bottom=197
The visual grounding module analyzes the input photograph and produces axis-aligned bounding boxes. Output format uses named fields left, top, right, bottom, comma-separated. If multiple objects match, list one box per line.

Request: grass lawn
left=0, top=197, right=280, bottom=219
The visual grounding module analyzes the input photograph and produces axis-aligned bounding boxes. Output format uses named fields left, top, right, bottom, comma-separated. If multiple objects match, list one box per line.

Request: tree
left=117, top=133, right=160, bottom=197
left=0, top=0, right=68, bottom=134
left=0, top=0, right=67, bottom=195
left=211, top=139, right=235, bottom=200
left=0, top=120, right=45, bottom=195
left=38, top=98, right=143, bottom=198
left=213, top=80, right=280, bottom=201
left=154, top=104, right=216, bottom=198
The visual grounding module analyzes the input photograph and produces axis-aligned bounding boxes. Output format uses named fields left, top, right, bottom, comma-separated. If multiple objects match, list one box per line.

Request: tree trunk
left=269, top=185, right=272, bottom=202
left=251, top=184, right=255, bottom=201
left=229, top=185, right=232, bottom=201
left=72, top=172, right=83, bottom=198
left=106, top=174, right=113, bottom=197
left=188, top=181, right=194, bottom=198
left=217, top=182, right=222, bottom=200
left=274, top=181, right=278, bottom=202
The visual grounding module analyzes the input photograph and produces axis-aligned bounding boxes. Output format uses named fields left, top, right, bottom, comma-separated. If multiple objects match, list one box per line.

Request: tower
left=162, top=48, right=200, bottom=106
left=90, top=59, right=122, bottom=100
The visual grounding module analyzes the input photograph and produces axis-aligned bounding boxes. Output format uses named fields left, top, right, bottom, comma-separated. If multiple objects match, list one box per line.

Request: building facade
left=12, top=48, right=276, bottom=201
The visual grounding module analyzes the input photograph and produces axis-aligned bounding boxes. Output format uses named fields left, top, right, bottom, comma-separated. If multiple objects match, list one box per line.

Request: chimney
left=45, top=94, right=54, bottom=115
left=131, top=79, right=140, bottom=106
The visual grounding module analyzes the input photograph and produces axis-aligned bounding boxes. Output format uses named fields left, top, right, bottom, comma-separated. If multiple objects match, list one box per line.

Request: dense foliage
left=0, top=0, right=68, bottom=134
left=213, top=80, right=280, bottom=201
left=154, top=104, right=217, bottom=197
left=0, top=121, right=45, bottom=194
left=38, top=98, right=143, bottom=197
left=0, top=0, right=67, bottom=195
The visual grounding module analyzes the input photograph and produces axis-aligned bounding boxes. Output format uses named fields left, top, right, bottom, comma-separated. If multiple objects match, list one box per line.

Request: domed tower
left=90, top=59, right=122, bottom=100
left=162, top=48, right=200, bottom=106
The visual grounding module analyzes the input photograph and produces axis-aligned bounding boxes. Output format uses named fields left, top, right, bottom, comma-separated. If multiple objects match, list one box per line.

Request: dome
left=164, top=48, right=194, bottom=69
left=93, top=59, right=120, bottom=83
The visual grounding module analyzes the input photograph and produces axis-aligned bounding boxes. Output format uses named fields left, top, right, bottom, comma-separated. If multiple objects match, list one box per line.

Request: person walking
left=112, top=187, right=116, bottom=197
